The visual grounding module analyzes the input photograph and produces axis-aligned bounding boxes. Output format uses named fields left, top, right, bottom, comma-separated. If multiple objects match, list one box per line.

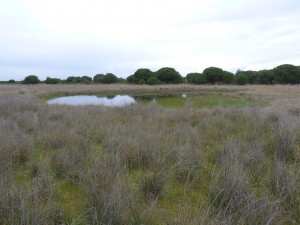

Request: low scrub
left=0, top=87, right=299, bottom=224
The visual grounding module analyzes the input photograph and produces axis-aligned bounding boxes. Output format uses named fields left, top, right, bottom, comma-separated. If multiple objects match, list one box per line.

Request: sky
left=1, top=0, right=300, bottom=81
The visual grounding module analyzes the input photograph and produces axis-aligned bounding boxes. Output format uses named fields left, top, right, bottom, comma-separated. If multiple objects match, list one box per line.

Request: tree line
left=2, top=64, right=300, bottom=85
left=7, top=73, right=126, bottom=85
left=128, top=64, right=300, bottom=85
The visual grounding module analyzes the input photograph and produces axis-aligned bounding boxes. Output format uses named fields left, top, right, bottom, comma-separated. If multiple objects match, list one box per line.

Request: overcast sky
left=1, top=0, right=300, bottom=81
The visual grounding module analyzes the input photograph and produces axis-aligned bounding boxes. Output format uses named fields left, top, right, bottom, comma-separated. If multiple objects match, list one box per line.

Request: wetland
left=0, top=84, right=299, bottom=225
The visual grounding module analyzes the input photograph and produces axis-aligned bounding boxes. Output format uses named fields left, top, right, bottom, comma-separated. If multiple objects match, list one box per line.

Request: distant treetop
left=14, top=63, right=300, bottom=85
left=23, top=75, right=40, bottom=84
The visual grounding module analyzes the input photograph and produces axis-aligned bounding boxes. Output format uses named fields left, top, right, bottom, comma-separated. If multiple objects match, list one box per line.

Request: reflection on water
left=47, top=95, right=136, bottom=107
left=47, top=93, right=191, bottom=107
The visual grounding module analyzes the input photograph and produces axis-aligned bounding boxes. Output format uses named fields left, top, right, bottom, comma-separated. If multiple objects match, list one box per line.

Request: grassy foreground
left=0, top=84, right=300, bottom=224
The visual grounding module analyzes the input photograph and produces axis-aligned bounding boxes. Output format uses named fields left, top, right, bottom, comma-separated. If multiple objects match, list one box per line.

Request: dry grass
left=0, top=84, right=299, bottom=224
left=0, top=83, right=241, bottom=95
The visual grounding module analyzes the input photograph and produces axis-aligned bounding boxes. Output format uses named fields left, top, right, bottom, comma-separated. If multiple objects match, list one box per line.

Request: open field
left=0, top=84, right=300, bottom=224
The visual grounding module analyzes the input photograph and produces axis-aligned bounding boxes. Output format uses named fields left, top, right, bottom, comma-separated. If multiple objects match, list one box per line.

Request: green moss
left=40, top=92, right=67, bottom=100
left=156, top=96, right=186, bottom=107
left=55, top=180, right=89, bottom=224
left=151, top=181, right=208, bottom=224
left=189, top=94, right=258, bottom=108
left=13, top=166, right=31, bottom=187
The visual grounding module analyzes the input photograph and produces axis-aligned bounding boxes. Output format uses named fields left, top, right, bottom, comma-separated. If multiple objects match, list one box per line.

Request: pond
left=47, top=95, right=137, bottom=107
left=47, top=93, right=257, bottom=108
left=47, top=93, right=188, bottom=107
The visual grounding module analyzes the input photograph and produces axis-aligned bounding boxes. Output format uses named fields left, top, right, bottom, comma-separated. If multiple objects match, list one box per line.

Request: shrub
left=186, top=73, right=207, bottom=84
left=23, top=75, right=40, bottom=84
left=84, top=155, right=132, bottom=224
left=133, top=68, right=153, bottom=81
left=66, top=76, right=81, bottom=83
left=8, top=79, right=16, bottom=84
left=235, top=73, right=248, bottom=85
left=273, top=64, right=300, bottom=84
left=147, top=77, right=160, bottom=85
left=94, top=73, right=118, bottom=84
left=45, top=77, right=61, bottom=84
left=156, top=67, right=183, bottom=84
left=81, top=76, right=92, bottom=84
left=271, top=114, right=297, bottom=162
left=93, top=74, right=105, bottom=83
left=126, top=74, right=138, bottom=84
left=203, top=67, right=224, bottom=84
left=139, top=173, right=164, bottom=199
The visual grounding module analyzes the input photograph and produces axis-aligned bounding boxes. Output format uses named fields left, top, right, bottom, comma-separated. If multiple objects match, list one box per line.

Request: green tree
left=156, top=67, right=183, bottom=84
left=186, top=73, right=194, bottom=83
left=103, top=73, right=118, bottom=84
left=273, top=64, right=300, bottom=84
left=8, top=79, right=16, bottom=84
left=93, top=74, right=105, bottom=84
left=66, top=76, right=81, bottom=83
left=257, top=70, right=274, bottom=84
left=203, top=67, right=224, bottom=84
left=126, top=75, right=139, bottom=84
left=93, top=74, right=106, bottom=83
left=235, top=74, right=248, bottom=85
left=222, top=71, right=234, bottom=84
left=23, top=75, right=40, bottom=84
left=245, top=71, right=258, bottom=84
left=138, top=79, right=146, bottom=84
left=93, top=73, right=117, bottom=84
left=117, top=77, right=126, bottom=83
left=45, top=77, right=61, bottom=84
left=235, top=70, right=257, bottom=84
left=126, top=68, right=155, bottom=84
left=81, top=76, right=92, bottom=84
left=147, top=77, right=161, bottom=85
left=134, top=68, right=153, bottom=82
left=186, top=73, right=207, bottom=84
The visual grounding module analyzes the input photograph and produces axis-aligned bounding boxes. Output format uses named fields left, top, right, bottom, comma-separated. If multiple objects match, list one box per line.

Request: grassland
left=0, top=84, right=299, bottom=224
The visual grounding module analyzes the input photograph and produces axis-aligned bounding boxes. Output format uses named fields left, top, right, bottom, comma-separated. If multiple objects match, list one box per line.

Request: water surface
left=47, top=92, right=255, bottom=108
left=47, top=95, right=136, bottom=107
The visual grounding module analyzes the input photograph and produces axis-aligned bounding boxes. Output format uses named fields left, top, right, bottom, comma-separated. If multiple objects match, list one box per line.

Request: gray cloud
left=0, top=0, right=299, bottom=81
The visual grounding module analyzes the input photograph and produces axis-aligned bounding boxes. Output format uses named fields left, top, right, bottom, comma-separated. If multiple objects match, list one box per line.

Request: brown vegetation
left=0, top=84, right=299, bottom=224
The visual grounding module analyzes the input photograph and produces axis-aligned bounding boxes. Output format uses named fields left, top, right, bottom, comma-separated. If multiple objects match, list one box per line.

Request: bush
left=45, top=77, right=61, bottom=84
left=23, top=75, right=40, bottom=84
left=66, top=76, right=81, bottom=83
left=273, top=64, right=300, bottom=84
left=257, top=69, right=274, bottom=84
left=126, top=68, right=154, bottom=84
left=134, top=68, right=153, bottom=81
left=147, top=77, right=161, bottom=85
left=222, top=71, right=235, bottom=84
left=8, top=79, right=16, bottom=84
left=93, top=74, right=105, bottom=83
left=186, top=73, right=207, bottom=84
left=235, top=70, right=258, bottom=84
left=235, top=74, right=248, bottom=85
left=126, top=75, right=138, bottom=84
left=139, top=173, right=164, bottom=199
left=94, top=73, right=117, bottom=84
left=203, top=67, right=224, bottom=84
left=156, top=67, right=183, bottom=84
left=104, top=73, right=118, bottom=84
left=81, top=76, right=92, bottom=84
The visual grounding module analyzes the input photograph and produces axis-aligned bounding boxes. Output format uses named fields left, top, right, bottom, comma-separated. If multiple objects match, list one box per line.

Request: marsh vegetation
left=0, top=84, right=299, bottom=224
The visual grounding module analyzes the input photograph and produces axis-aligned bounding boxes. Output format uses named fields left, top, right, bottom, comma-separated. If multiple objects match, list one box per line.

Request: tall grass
left=0, top=87, right=299, bottom=224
